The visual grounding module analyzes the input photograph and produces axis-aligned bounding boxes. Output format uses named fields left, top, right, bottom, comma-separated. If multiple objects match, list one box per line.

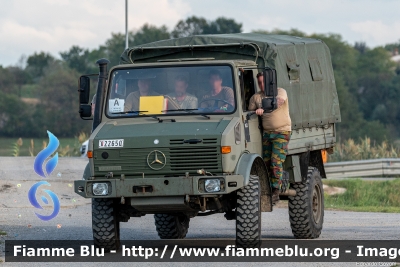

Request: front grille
left=202, top=138, right=217, bottom=144
left=169, top=146, right=220, bottom=171
left=169, top=138, right=218, bottom=145
left=94, top=145, right=221, bottom=176
left=170, top=139, right=184, bottom=145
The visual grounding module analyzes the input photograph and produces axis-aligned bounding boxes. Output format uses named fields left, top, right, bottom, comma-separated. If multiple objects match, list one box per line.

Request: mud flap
left=258, top=165, right=272, bottom=212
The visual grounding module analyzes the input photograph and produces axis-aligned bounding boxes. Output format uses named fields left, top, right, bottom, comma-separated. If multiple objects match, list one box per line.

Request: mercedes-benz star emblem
left=146, top=150, right=167, bottom=170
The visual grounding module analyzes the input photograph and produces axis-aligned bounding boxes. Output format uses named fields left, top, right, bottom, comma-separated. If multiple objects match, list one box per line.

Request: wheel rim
left=312, top=183, right=322, bottom=224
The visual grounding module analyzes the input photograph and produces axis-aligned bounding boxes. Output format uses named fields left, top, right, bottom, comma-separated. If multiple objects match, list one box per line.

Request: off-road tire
left=289, top=167, right=324, bottom=239
left=236, top=175, right=261, bottom=248
left=154, top=214, right=190, bottom=239
left=92, top=198, right=120, bottom=252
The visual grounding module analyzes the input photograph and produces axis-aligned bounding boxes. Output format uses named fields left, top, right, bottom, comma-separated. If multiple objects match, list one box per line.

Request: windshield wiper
left=162, top=109, right=210, bottom=119
left=111, top=110, right=148, bottom=115
left=111, top=110, right=164, bottom=122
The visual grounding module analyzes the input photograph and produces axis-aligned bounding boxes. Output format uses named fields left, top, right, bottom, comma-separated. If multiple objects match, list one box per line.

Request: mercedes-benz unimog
left=74, top=33, right=341, bottom=250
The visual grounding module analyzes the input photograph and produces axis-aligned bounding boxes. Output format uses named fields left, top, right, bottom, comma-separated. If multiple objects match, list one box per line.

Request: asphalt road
left=1, top=157, right=399, bottom=267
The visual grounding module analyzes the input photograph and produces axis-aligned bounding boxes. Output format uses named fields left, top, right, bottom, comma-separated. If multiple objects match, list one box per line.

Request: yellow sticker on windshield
left=139, top=96, right=165, bottom=115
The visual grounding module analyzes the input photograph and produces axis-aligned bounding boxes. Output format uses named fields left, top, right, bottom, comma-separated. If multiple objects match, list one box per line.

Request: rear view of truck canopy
left=120, top=33, right=341, bottom=131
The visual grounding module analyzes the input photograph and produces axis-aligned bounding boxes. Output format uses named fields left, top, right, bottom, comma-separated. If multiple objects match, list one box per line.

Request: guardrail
left=324, top=158, right=400, bottom=178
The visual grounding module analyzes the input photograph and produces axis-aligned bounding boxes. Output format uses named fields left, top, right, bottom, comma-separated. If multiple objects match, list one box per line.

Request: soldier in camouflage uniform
left=248, top=72, right=291, bottom=204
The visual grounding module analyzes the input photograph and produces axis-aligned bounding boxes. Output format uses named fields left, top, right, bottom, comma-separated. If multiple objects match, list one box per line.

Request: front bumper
left=74, top=175, right=244, bottom=198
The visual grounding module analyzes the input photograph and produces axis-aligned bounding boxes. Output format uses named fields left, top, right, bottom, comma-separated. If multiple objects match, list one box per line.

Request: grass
left=329, top=137, right=400, bottom=162
left=20, top=84, right=38, bottom=98
left=324, top=179, right=400, bottom=213
left=0, top=136, right=86, bottom=157
left=0, top=230, right=6, bottom=236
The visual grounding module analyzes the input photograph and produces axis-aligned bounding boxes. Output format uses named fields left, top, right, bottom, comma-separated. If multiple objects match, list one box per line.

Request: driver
left=200, top=69, right=234, bottom=110
left=124, top=78, right=160, bottom=111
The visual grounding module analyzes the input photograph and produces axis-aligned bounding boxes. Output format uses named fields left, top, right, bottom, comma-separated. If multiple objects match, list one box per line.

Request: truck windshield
left=105, top=65, right=236, bottom=118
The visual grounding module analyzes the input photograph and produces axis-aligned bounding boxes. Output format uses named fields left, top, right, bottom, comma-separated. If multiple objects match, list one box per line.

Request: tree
left=36, top=61, right=90, bottom=137
left=26, top=52, right=54, bottom=80
left=203, top=17, right=242, bottom=34
left=172, top=16, right=208, bottom=38
left=0, top=91, right=32, bottom=136
left=60, top=46, right=93, bottom=74
left=0, top=66, right=15, bottom=94
left=131, top=23, right=170, bottom=46
left=102, top=24, right=171, bottom=68
left=354, top=42, right=368, bottom=54
left=172, top=16, right=243, bottom=38
left=8, top=66, right=30, bottom=97
left=384, top=41, right=400, bottom=54
left=355, top=47, right=397, bottom=127
left=103, top=32, right=126, bottom=67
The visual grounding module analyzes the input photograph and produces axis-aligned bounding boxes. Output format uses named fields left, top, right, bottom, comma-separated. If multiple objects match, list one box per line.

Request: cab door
left=239, top=69, right=262, bottom=155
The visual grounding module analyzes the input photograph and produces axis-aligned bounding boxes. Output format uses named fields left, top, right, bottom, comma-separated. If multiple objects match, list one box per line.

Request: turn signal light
left=87, top=151, right=93, bottom=158
left=321, top=149, right=328, bottom=163
left=221, top=146, right=231, bottom=154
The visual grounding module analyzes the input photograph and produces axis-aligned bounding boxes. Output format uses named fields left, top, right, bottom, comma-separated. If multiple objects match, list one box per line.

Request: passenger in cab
left=166, top=75, right=198, bottom=110
left=200, top=69, right=234, bottom=110
left=124, top=78, right=160, bottom=111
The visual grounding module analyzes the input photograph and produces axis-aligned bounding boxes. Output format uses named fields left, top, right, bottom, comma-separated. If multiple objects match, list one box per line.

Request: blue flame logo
left=30, top=131, right=60, bottom=221
left=34, top=131, right=59, bottom=178
left=28, top=181, right=60, bottom=221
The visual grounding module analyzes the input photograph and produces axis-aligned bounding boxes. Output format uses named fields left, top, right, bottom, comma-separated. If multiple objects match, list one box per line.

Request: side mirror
left=79, top=104, right=92, bottom=119
left=262, top=68, right=277, bottom=112
left=79, top=76, right=90, bottom=104
left=261, top=97, right=275, bottom=113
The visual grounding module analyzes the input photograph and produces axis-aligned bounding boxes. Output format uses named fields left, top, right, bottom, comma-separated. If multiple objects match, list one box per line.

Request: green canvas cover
left=120, top=33, right=341, bottom=129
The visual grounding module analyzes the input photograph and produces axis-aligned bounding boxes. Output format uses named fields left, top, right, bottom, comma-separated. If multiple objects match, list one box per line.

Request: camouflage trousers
left=262, top=131, right=291, bottom=190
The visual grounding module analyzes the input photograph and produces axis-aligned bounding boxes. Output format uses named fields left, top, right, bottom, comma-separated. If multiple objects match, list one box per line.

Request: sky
left=0, top=0, right=399, bottom=67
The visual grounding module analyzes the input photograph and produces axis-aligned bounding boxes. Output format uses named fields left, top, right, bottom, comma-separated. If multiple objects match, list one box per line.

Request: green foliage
left=0, top=65, right=16, bottom=94
left=324, top=179, right=400, bottom=213
left=172, top=16, right=242, bottom=38
left=99, top=23, right=171, bottom=68
left=203, top=17, right=242, bottom=35
left=131, top=23, right=170, bottom=46
left=60, top=46, right=95, bottom=74
left=329, top=137, right=400, bottom=162
left=172, top=16, right=208, bottom=38
left=26, top=52, right=54, bottom=80
left=0, top=91, right=32, bottom=136
left=20, top=84, right=38, bottom=98
left=104, top=32, right=126, bottom=67
left=35, top=61, right=91, bottom=137
left=384, top=41, right=400, bottom=53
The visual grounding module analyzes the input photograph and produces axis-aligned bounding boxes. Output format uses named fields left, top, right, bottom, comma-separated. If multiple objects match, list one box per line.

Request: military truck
left=74, top=33, right=340, bottom=250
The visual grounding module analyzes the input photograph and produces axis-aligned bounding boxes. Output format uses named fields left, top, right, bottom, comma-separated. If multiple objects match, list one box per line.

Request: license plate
left=99, top=139, right=124, bottom=148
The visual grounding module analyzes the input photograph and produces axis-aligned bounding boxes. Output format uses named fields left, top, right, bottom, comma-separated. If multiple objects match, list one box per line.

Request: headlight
left=205, top=179, right=221, bottom=193
left=92, top=183, right=109, bottom=196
